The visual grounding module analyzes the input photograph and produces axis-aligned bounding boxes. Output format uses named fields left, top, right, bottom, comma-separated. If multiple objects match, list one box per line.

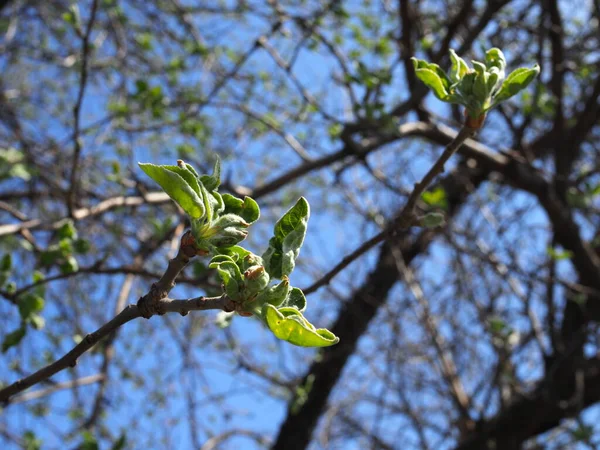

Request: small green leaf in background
left=2, top=326, right=26, bottom=353
left=60, top=256, right=79, bottom=274
left=421, top=187, right=448, bottom=209
left=22, top=430, right=42, bottom=450
left=418, top=212, right=446, bottom=228
left=0, top=253, right=11, bottom=287
left=263, top=305, right=339, bottom=347
left=73, top=238, right=91, bottom=254
left=263, top=197, right=310, bottom=279
left=57, top=220, right=78, bottom=240
left=18, top=293, right=44, bottom=320
left=138, top=163, right=205, bottom=218
left=547, top=246, right=573, bottom=260
left=570, top=424, right=594, bottom=442
left=215, top=311, right=235, bottom=329
left=80, top=431, right=99, bottom=450
left=291, top=373, right=315, bottom=414
left=488, top=317, right=508, bottom=335
left=110, top=433, right=127, bottom=450
left=1, top=253, right=13, bottom=272
left=28, top=314, right=45, bottom=330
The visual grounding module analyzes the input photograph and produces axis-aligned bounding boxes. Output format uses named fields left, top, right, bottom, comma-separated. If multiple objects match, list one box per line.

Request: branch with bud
left=138, top=159, right=339, bottom=348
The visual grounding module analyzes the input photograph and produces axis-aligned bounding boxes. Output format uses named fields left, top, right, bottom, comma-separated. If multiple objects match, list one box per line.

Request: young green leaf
left=222, top=194, right=260, bottom=224
left=73, top=238, right=92, bottom=254
left=263, top=197, right=310, bottom=279
left=200, top=158, right=221, bottom=191
left=255, top=277, right=290, bottom=307
left=449, top=49, right=470, bottom=83
left=0, top=253, right=11, bottom=272
left=198, top=182, right=214, bottom=222
left=138, top=163, right=205, bottom=219
left=263, top=305, right=339, bottom=347
left=209, top=254, right=236, bottom=265
left=283, top=287, right=307, bottom=312
left=28, top=314, right=45, bottom=330
left=18, top=293, right=44, bottom=320
left=209, top=191, right=225, bottom=217
left=208, top=259, right=244, bottom=301
left=418, top=212, right=446, bottom=228
left=492, top=65, right=540, bottom=105
left=60, top=256, right=79, bottom=274
left=2, top=326, right=26, bottom=353
left=215, top=245, right=252, bottom=262
left=205, top=213, right=249, bottom=247
left=58, top=220, right=78, bottom=240
left=411, top=58, right=450, bottom=101
left=485, top=48, right=506, bottom=73
left=421, top=187, right=448, bottom=209
left=243, top=265, right=270, bottom=294
left=163, top=162, right=202, bottom=196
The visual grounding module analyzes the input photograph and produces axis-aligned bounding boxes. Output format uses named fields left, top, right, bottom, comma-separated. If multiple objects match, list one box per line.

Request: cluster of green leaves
left=139, top=159, right=339, bottom=347
left=1, top=221, right=90, bottom=353
left=412, top=48, right=540, bottom=124
left=1, top=255, right=46, bottom=352
left=40, top=221, right=90, bottom=274
left=0, top=147, right=32, bottom=181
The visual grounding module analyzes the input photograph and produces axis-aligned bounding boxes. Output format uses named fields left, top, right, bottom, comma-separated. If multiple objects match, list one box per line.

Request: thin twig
left=0, top=232, right=234, bottom=405
left=304, top=126, right=475, bottom=294
left=10, top=374, right=105, bottom=404
left=67, top=0, right=99, bottom=215
left=0, top=294, right=233, bottom=405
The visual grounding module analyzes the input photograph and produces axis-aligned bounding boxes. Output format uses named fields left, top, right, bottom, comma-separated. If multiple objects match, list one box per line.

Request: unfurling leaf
left=255, top=277, right=290, bottom=307
left=200, top=158, right=221, bottom=191
left=411, top=58, right=452, bottom=100
left=492, top=65, right=540, bottom=106
left=243, top=265, right=270, bottom=294
left=263, top=304, right=339, bottom=347
left=138, top=163, right=205, bottom=218
left=413, top=48, right=538, bottom=125
left=449, top=49, right=469, bottom=83
left=222, top=194, right=260, bottom=224
left=263, top=197, right=310, bottom=279
left=208, top=259, right=244, bottom=301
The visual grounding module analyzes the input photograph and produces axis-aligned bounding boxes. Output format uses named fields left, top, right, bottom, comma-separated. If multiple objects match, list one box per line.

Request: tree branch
left=0, top=231, right=235, bottom=405
left=0, top=294, right=234, bottom=405
left=304, top=125, right=475, bottom=294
